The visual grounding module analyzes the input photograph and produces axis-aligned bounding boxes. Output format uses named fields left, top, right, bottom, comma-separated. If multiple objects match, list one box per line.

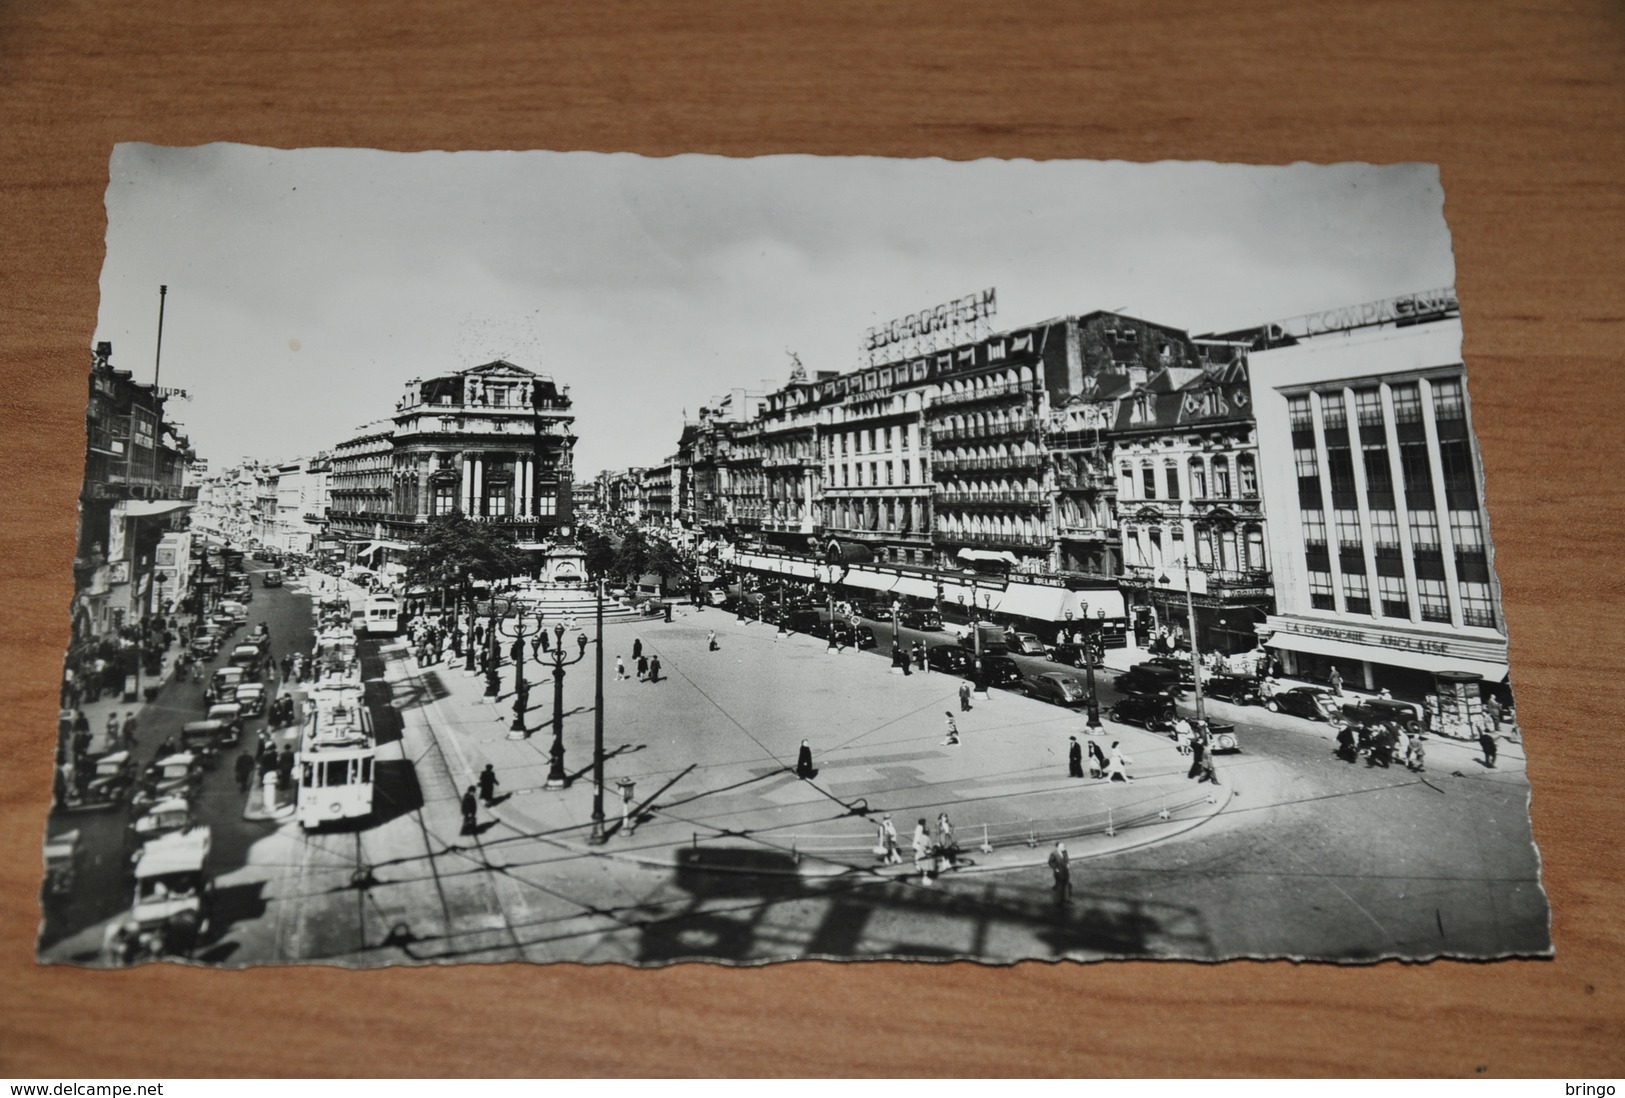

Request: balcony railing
left=395, top=414, right=574, bottom=438
left=928, top=380, right=1034, bottom=409
left=931, top=454, right=1046, bottom=473
left=934, top=490, right=1048, bottom=508
left=929, top=418, right=1037, bottom=443
left=397, top=398, right=572, bottom=414
left=761, top=455, right=810, bottom=467
left=934, top=529, right=1053, bottom=549
left=1056, top=522, right=1117, bottom=540
left=1121, top=563, right=1273, bottom=589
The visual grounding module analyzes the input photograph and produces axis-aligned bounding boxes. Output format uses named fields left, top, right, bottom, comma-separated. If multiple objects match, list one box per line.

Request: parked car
left=205, top=702, right=245, bottom=741
left=1201, top=718, right=1242, bottom=754
left=233, top=682, right=266, bottom=718
left=1047, top=642, right=1102, bottom=669
left=1026, top=672, right=1088, bottom=707
left=1264, top=685, right=1341, bottom=722
left=131, top=752, right=204, bottom=807
left=179, top=721, right=225, bottom=765
left=105, top=827, right=213, bottom=963
left=261, top=569, right=283, bottom=588
left=228, top=644, right=264, bottom=679
left=205, top=666, right=246, bottom=707
left=1202, top=674, right=1264, bottom=706
left=1335, top=697, right=1425, bottom=734
left=1145, top=656, right=1197, bottom=685
left=1110, top=692, right=1177, bottom=733
left=898, top=607, right=943, bottom=630
left=1115, top=663, right=1188, bottom=697
left=188, top=633, right=222, bottom=660
left=1007, top=632, right=1048, bottom=656
left=926, top=644, right=974, bottom=674
left=58, top=750, right=138, bottom=812
left=981, top=654, right=1027, bottom=689
left=126, top=797, right=198, bottom=859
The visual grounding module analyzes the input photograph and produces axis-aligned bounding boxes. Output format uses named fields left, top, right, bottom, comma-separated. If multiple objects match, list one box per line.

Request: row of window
left=823, top=424, right=920, bottom=457
left=1306, top=571, right=1496, bottom=627
left=1123, top=523, right=1268, bottom=574
left=1120, top=453, right=1259, bottom=502
left=426, top=484, right=561, bottom=518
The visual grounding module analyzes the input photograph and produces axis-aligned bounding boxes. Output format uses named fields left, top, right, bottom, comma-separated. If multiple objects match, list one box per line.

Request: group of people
left=613, top=637, right=662, bottom=682
left=1067, top=734, right=1133, bottom=782
left=891, top=641, right=932, bottom=675
left=875, top=812, right=959, bottom=879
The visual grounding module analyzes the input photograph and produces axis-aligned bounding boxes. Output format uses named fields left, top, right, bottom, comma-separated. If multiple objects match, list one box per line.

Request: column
left=460, top=454, right=473, bottom=514
left=522, top=455, right=534, bottom=516
left=471, top=454, right=484, bottom=517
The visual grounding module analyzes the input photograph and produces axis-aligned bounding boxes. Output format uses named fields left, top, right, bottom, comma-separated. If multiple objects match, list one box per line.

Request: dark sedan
left=898, top=608, right=943, bottom=630
left=1264, top=685, right=1340, bottom=722
left=1026, top=672, right=1088, bottom=707
left=1110, top=692, right=1177, bottom=733
left=926, top=645, right=973, bottom=674
left=980, top=655, right=1027, bottom=689
left=1202, top=674, right=1263, bottom=706
left=1337, top=697, right=1425, bottom=733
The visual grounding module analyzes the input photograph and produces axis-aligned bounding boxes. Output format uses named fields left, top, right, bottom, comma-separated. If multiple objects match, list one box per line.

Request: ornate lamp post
left=462, top=575, right=477, bottom=675
left=1159, top=557, right=1208, bottom=725
left=1071, top=607, right=1103, bottom=730
left=497, top=607, right=539, bottom=739
left=826, top=586, right=837, bottom=653
left=542, top=620, right=589, bottom=790
left=890, top=598, right=902, bottom=669
left=482, top=597, right=503, bottom=698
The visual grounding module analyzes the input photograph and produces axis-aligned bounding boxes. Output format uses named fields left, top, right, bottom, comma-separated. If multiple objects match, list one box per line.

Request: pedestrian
left=942, top=712, right=960, bottom=746
left=707, top=630, right=719, bottom=652
left=636, top=654, right=649, bottom=681
left=1088, top=738, right=1107, bottom=779
left=936, top=813, right=958, bottom=869
left=795, top=739, right=815, bottom=779
left=1048, top=841, right=1072, bottom=902
left=1068, top=735, right=1084, bottom=778
left=958, top=680, right=972, bottom=713
left=276, top=744, right=295, bottom=789
left=478, top=763, right=500, bottom=805
left=1104, top=741, right=1132, bottom=782
left=1479, top=724, right=1498, bottom=768
left=1405, top=731, right=1427, bottom=773
left=1173, top=715, right=1195, bottom=756
left=234, top=750, right=256, bottom=793
left=281, top=655, right=293, bottom=682
left=258, top=746, right=278, bottom=782
left=901, top=647, right=912, bottom=676
left=633, top=637, right=643, bottom=661
left=106, top=711, right=122, bottom=748
left=915, top=642, right=927, bottom=672
left=615, top=655, right=628, bottom=681
left=1329, top=666, right=1344, bottom=696
left=878, top=813, right=902, bottom=865
left=461, top=786, right=479, bottom=836
left=912, top=818, right=933, bottom=878
left=1335, top=724, right=1357, bottom=763
left=649, top=655, right=661, bottom=683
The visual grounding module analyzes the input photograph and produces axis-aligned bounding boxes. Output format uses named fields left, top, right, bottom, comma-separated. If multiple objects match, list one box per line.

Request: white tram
left=296, top=682, right=376, bottom=829
left=309, top=625, right=361, bottom=686
left=352, top=593, right=400, bottom=637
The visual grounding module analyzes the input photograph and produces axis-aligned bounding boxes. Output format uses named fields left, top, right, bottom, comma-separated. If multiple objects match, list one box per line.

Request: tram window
left=361, top=757, right=374, bottom=782
left=301, top=763, right=314, bottom=788
left=323, top=760, right=349, bottom=786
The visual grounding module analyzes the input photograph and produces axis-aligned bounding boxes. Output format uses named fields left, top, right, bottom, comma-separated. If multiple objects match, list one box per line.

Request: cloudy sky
left=95, top=145, right=1454, bottom=476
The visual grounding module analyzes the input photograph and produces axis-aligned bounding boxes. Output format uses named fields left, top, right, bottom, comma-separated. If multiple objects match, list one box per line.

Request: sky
left=94, top=145, right=1455, bottom=477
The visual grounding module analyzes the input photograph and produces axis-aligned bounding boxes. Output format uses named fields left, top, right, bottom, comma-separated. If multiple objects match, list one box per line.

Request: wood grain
left=2, top=0, right=1623, bottom=1078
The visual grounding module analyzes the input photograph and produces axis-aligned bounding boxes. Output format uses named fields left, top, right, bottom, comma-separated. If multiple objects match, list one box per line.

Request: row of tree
left=401, top=512, right=691, bottom=604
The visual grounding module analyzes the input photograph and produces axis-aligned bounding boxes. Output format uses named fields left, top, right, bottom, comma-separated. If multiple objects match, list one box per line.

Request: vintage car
left=1007, top=631, right=1049, bottom=656
left=1202, top=674, right=1264, bottom=706
left=926, top=644, right=974, bottom=674
left=234, top=681, right=267, bottom=718
left=205, top=666, right=246, bottom=707
left=59, top=750, right=138, bottom=812
left=981, top=654, right=1027, bottom=690
left=205, top=702, right=245, bottom=740
left=1026, top=672, right=1088, bottom=707
left=188, top=632, right=223, bottom=660
left=898, top=607, right=943, bottom=631
left=808, top=618, right=877, bottom=649
left=126, top=797, right=198, bottom=859
left=228, top=643, right=265, bottom=679
left=131, top=752, right=204, bottom=807
left=1264, top=685, right=1341, bottom=722
left=1047, top=642, right=1102, bottom=669
left=1145, top=655, right=1198, bottom=685
left=104, top=827, right=213, bottom=964
left=1194, top=717, right=1242, bottom=754
left=1110, top=691, right=1177, bottom=733
left=179, top=721, right=225, bottom=765
left=41, top=829, right=80, bottom=904
left=1333, top=697, right=1426, bottom=734
left=209, top=610, right=243, bottom=636
left=1114, top=663, right=1188, bottom=697
left=261, top=569, right=284, bottom=588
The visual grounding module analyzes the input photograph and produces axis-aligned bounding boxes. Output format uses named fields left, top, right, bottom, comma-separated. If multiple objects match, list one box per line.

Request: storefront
left=1263, top=614, right=1509, bottom=702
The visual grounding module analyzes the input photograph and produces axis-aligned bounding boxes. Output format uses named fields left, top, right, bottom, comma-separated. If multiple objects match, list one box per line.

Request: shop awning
left=125, top=499, right=195, bottom=517
left=1266, top=631, right=1509, bottom=681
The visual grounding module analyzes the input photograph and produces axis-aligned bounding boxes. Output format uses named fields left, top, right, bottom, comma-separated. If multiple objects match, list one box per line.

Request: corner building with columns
left=371, top=360, right=576, bottom=560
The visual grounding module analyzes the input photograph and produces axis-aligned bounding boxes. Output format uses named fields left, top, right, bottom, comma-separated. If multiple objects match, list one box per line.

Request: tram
left=295, top=682, right=376, bottom=829
left=309, top=625, right=361, bottom=686
left=354, top=593, right=400, bottom=636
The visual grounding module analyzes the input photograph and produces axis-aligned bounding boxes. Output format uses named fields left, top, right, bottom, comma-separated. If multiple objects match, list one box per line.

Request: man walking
left=942, top=712, right=960, bottom=746
left=877, top=814, right=902, bottom=865
left=460, top=786, right=479, bottom=836
left=1048, top=841, right=1072, bottom=903
left=958, top=680, right=972, bottom=713
left=1479, top=723, right=1498, bottom=768
left=649, top=655, right=661, bottom=683
left=632, top=637, right=643, bottom=662
left=1068, top=735, right=1084, bottom=779
left=636, top=654, right=649, bottom=681
left=912, top=819, right=933, bottom=880
left=795, top=739, right=815, bottom=779
left=615, top=655, right=628, bottom=681
left=1329, top=666, right=1344, bottom=696
left=234, top=750, right=256, bottom=793
left=478, top=763, right=500, bottom=805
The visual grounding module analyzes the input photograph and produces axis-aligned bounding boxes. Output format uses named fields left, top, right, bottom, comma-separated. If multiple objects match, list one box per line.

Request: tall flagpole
left=153, top=285, right=168, bottom=387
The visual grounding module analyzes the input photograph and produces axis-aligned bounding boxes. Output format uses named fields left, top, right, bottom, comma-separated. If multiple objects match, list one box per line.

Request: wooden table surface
left=2, top=0, right=1622, bottom=1078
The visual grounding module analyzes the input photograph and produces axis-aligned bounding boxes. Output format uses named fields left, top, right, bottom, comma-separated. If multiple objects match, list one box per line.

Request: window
left=1238, top=454, right=1258, bottom=497
left=1245, top=526, right=1266, bottom=570
left=486, top=489, right=508, bottom=518
left=1165, top=462, right=1181, bottom=501
left=433, top=483, right=456, bottom=516
left=841, top=465, right=850, bottom=487
left=1438, top=436, right=1478, bottom=507
left=870, top=462, right=878, bottom=486
left=1450, top=509, right=1486, bottom=552
left=1343, top=571, right=1371, bottom=615
left=1309, top=571, right=1335, bottom=611
left=1354, top=387, right=1384, bottom=428
left=886, top=461, right=895, bottom=486
left=1301, top=509, right=1328, bottom=547
left=1120, top=465, right=1135, bottom=499
left=1369, top=509, right=1401, bottom=549
left=1409, top=509, right=1441, bottom=549
left=1325, top=442, right=1356, bottom=508
left=1334, top=510, right=1363, bottom=548
left=1432, top=378, right=1465, bottom=422
left=1378, top=575, right=1410, bottom=618
left=1219, top=527, right=1239, bottom=572
left=1147, top=527, right=1163, bottom=565
left=1459, top=581, right=1497, bottom=628
left=1288, top=394, right=1314, bottom=433
left=1417, top=577, right=1451, bottom=623
left=1211, top=457, right=1231, bottom=498
left=1195, top=526, right=1214, bottom=567
left=1390, top=383, right=1423, bottom=425
left=1319, top=391, right=1347, bottom=431
left=1141, top=465, right=1157, bottom=500
left=1190, top=458, right=1208, bottom=498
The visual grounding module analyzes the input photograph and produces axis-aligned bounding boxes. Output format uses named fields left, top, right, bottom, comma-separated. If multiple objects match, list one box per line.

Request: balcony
left=761, top=455, right=810, bottom=468
left=1056, top=521, right=1118, bottom=541
left=930, top=453, right=1046, bottom=474
left=929, top=380, right=1034, bottom=409
left=934, top=489, right=1048, bottom=509
left=1121, top=563, right=1273, bottom=593
left=935, top=529, right=1053, bottom=550
left=929, top=418, right=1037, bottom=444
left=824, top=525, right=931, bottom=544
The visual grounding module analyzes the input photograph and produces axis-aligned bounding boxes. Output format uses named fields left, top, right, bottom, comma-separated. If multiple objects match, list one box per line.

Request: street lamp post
left=496, top=608, right=539, bottom=739
left=890, top=599, right=902, bottom=670
left=482, top=597, right=503, bottom=698
left=1159, top=558, right=1208, bottom=725
left=1069, top=607, right=1103, bottom=730
left=826, top=587, right=837, bottom=653
left=542, top=621, right=589, bottom=790
left=462, top=578, right=477, bottom=675
left=588, top=577, right=608, bottom=844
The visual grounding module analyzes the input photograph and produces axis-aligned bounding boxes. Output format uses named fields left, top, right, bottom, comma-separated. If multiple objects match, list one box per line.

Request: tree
left=581, top=529, right=617, bottom=583
left=644, top=540, right=683, bottom=593
left=613, top=529, right=650, bottom=586
left=401, top=511, right=526, bottom=606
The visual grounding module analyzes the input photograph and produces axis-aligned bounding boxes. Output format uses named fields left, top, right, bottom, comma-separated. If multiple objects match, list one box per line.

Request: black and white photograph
left=39, top=144, right=1548, bottom=967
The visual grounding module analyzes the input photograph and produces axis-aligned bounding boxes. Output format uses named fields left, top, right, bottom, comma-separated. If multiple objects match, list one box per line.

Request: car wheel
left=1266, top=699, right=1281, bottom=713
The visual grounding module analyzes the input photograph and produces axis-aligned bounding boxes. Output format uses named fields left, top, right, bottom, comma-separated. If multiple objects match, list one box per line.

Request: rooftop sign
left=865, top=288, right=997, bottom=364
